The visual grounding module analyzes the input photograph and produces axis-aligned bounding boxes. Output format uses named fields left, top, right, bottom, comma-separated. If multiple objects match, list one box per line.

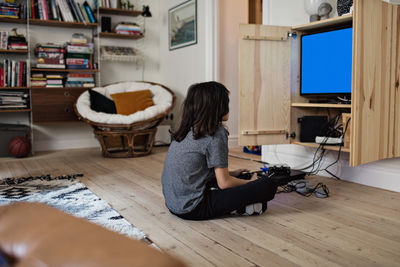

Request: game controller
left=237, top=172, right=254, bottom=180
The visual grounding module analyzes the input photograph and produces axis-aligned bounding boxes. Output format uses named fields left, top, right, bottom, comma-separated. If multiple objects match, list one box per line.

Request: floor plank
left=1, top=147, right=400, bottom=267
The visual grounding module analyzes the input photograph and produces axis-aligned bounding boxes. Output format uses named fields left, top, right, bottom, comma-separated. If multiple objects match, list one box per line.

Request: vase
left=337, top=0, right=353, bottom=16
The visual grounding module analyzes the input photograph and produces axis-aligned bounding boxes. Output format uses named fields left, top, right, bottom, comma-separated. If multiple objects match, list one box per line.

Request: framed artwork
left=168, top=0, right=197, bottom=50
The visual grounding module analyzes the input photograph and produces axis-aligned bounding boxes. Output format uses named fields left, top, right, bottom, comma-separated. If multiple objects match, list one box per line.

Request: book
left=1, top=31, right=8, bottom=49
left=77, top=2, right=89, bottom=22
left=66, top=0, right=78, bottom=21
left=66, top=58, right=89, bottom=65
left=0, top=67, right=4, bottom=87
left=66, top=64, right=89, bottom=69
left=83, top=1, right=95, bottom=23
left=36, top=63, right=66, bottom=68
left=38, top=58, right=65, bottom=64
left=49, top=0, right=60, bottom=20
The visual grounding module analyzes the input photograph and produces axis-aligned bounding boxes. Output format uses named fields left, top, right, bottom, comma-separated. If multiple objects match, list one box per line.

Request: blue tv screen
left=301, top=27, right=353, bottom=95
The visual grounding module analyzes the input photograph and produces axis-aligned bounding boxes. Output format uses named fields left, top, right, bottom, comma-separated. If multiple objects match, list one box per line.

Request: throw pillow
left=111, top=90, right=154, bottom=115
left=89, top=89, right=117, bottom=114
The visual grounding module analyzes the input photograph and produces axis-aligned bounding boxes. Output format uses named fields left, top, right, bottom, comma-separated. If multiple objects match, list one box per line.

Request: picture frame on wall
left=168, top=0, right=197, bottom=50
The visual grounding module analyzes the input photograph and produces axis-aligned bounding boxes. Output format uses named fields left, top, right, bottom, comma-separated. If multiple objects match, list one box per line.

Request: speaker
left=101, top=17, right=112, bottom=33
left=298, top=116, right=328, bottom=142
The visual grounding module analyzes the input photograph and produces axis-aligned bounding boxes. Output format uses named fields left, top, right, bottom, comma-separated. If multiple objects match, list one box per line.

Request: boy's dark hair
left=172, top=81, right=229, bottom=142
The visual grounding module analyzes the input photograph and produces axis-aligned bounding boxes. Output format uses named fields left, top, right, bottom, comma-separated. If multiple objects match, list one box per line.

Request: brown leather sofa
left=0, top=202, right=185, bottom=267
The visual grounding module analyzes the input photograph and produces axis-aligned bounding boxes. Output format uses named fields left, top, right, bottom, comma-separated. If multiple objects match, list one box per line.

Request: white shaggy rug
left=0, top=174, right=156, bottom=247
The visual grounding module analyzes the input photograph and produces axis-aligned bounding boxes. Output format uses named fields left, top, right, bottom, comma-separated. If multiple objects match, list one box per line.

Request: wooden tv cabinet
left=238, top=0, right=400, bottom=166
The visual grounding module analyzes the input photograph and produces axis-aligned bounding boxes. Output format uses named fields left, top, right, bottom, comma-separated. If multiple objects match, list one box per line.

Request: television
left=300, top=27, right=353, bottom=96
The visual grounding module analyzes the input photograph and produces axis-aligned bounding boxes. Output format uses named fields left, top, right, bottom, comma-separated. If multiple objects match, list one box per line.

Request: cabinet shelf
left=96, top=7, right=142, bottom=16
left=0, top=87, right=29, bottom=90
left=292, top=14, right=353, bottom=31
left=292, top=141, right=349, bottom=153
left=0, top=109, right=31, bottom=113
left=291, top=103, right=351, bottom=108
left=0, top=49, right=29, bottom=54
left=96, top=32, right=144, bottom=39
left=29, top=19, right=98, bottom=28
left=31, top=68, right=99, bottom=73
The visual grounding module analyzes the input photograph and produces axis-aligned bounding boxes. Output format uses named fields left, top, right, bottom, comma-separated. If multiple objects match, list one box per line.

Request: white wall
left=157, top=0, right=207, bottom=131
left=261, top=0, right=400, bottom=192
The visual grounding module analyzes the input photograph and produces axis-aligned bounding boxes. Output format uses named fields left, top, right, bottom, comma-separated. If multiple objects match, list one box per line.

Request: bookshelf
left=28, top=19, right=98, bottom=28
left=0, top=17, right=27, bottom=24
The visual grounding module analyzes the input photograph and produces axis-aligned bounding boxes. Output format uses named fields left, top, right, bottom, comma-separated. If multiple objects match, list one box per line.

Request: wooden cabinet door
left=351, top=0, right=400, bottom=166
left=32, top=88, right=86, bottom=122
left=239, top=24, right=292, bottom=145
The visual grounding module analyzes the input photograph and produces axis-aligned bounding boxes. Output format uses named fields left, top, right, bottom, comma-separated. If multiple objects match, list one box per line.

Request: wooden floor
left=1, top=147, right=400, bottom=266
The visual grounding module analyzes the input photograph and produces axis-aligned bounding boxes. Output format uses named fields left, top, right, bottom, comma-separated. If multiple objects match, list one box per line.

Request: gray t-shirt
left=161, top=126, right=228, bottom=214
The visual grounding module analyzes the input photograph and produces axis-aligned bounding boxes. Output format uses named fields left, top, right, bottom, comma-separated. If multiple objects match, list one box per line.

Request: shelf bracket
left=242, top=130, right=286, bottom=135
left=242, top=35, right=288, bottom=41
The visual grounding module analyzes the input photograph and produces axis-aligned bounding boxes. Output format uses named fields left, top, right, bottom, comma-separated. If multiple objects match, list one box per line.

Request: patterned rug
left=0, top=174, right=156, bottom=248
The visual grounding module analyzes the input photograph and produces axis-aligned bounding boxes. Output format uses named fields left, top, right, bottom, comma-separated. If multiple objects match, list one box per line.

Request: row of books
left=0, top=60, right=27, bottom=87
left=115, top=22, right=142, bottom=36
left=0, top=2, right=22, bottom=19
left=99, top=0, right=117, bottom=9
left=31, top=73, right=94, bottom=88
left=35, top=42, right=94, bottom=69
left=35, top=43, right=66, bottom=69
left=30, top=0, right=96, bottom=23
left=0, top=91, right=29, bottom=109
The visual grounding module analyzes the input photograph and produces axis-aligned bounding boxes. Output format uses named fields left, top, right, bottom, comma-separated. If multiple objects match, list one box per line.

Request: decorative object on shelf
left=101, top=16, right=112, bottom=32
left=304, top=0, right=335, bottom=22
left=168, top=0, right=197, bottom=50
left=127, top=1, right=134, bottom=10
left=141, top=5, right=151, bottom=17
left=7, top=28, right=27, bottom=50
left=318, top=2, right=332, bottom=20
left=119, top=0, right=127, bottom=9
left=337, top=0, right=353, bottom=16
left=8, top=136, right=31, bottom=158
left=100, top=45, right=138, bottom=61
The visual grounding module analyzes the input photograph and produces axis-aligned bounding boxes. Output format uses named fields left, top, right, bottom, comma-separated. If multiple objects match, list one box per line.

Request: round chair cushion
left=76, top=82, right=173, bottom=125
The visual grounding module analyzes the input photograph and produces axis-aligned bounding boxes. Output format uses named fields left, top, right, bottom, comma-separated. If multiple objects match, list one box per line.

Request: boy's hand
left=229, top=169, right=250, bottom=177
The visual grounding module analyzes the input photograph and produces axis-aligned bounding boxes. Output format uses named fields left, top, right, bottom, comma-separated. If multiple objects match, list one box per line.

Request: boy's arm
left=214, top=167, right=256, bottom=189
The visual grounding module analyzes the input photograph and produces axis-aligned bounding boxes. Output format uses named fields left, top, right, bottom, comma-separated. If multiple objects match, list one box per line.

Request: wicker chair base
left=94, top=127, right=157, bottom=158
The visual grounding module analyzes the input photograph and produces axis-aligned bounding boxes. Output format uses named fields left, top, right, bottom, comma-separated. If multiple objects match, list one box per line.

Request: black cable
left=318, top=117, right=351, bottom=179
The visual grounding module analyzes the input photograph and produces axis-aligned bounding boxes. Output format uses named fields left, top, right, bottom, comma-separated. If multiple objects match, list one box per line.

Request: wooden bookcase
left=239, top=0, right=400, bottom=166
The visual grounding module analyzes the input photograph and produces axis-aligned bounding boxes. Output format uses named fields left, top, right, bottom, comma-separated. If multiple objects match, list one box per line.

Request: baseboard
left=262, top=144, right=400, bottom=192
left=34, top=137, right=99, bottom=152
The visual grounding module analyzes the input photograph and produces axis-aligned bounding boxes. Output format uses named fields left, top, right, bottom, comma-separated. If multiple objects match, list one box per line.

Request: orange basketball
left=8, top=136, right=31, bottom=158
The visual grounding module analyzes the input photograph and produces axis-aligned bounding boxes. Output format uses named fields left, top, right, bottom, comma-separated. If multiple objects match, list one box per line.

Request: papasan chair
left=75, top=81, right=175, bottom=158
